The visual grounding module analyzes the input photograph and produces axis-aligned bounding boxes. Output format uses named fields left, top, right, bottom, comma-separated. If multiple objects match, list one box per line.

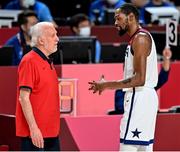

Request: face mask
left=79, top=27, right=91, bottom=37
left=22, top=0, right=35, bottom=8
left=27, top=29, right=32, bottom=37
left=106, top=0, right=119, bottom=5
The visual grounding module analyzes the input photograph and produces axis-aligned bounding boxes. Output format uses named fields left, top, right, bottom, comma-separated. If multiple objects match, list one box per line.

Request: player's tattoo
left=122, top=78, right=132, bottom=84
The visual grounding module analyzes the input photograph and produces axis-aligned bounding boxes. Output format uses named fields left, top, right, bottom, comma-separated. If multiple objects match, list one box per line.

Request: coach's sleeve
left=18, top=59, right=36, bottom=91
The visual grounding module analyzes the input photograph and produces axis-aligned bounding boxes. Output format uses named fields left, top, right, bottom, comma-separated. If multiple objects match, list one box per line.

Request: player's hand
left=88, top=75, right=106, bottom=95
left=30, top=127, right=44, bottom=148
left=100, top=75, right=105, bottom=82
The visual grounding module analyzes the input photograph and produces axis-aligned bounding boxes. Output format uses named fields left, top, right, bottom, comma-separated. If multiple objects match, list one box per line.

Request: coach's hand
left=30, top=126, right=44, bottom=149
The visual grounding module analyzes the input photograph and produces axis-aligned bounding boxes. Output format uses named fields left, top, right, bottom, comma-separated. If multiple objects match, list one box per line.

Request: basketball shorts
left=120, top=87, right=158, bottom=145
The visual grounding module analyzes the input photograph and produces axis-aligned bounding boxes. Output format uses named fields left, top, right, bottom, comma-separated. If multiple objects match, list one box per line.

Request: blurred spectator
left=144, top=0, right=174, bottom=7
left=89, top=0, right=125, bottom=25
left=4, top=0, right=57, bottom=27
left=108, top=47, right=172, bottom=115
left=166, top=0, right=176, bottom=5
left=4, top=10, right=38, bottom=65
left=141, top=0, right=175, bottom=24
left=69, top=13, right=101, bottom=63
left=130, top=0, right=148, bottom=24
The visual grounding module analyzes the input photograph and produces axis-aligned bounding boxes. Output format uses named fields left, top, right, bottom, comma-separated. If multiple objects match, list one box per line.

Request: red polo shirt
left=16, top=47, right=60, bottom=137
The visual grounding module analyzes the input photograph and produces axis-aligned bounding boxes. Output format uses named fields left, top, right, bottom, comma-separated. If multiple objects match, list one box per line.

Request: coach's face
left=42, top=26, right=59, bottom=55
left=114, top=9, right=129, bottom=36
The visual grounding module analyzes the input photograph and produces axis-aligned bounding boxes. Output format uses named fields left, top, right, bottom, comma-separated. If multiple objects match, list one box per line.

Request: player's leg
left=120, top=144, right=153, bottom=152
left=138, top=144, right=153, bottom=151
left=120, top=143, right=139, bottom=151
left=145, top=144, right=153, bottom=151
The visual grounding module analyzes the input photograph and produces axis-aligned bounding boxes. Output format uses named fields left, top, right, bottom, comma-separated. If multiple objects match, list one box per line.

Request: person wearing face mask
left=4, top=0, right=57, bottom=27
left=70, top=13, right=101, bottom=63
left=89, top=0, right=125, bottom=24
left=4, top=10, right=38, bottom=65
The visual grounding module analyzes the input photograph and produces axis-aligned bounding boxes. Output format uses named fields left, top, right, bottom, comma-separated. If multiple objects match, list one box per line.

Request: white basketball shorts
left=120, top=87, right=158, bottom=145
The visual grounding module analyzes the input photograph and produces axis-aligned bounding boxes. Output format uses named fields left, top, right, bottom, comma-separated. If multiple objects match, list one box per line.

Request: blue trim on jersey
left=123, top=88, right=136, bottom=140
left=120, top=138, right=154, bottom=145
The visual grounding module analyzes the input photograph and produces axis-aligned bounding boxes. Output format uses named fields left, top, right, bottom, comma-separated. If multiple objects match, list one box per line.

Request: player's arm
left=19, top=88, right=44, bottom=148
left=89, top=33, right=151, bottom=94
left=103, top=33, right=151, bottom=89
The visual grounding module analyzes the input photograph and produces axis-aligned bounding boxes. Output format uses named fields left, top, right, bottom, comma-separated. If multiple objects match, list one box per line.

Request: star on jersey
left=131, top=128, right=141, bottom=138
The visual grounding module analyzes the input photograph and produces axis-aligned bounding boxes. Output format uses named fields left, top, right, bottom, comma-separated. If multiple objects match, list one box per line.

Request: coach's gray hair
left=30, top=22, right=54, bottom=46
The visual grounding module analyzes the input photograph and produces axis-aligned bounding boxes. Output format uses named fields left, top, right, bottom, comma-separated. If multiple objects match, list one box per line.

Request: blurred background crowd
left=0, top=0, right=180, bottom=66
left=0, top=0, right=180, bottom=26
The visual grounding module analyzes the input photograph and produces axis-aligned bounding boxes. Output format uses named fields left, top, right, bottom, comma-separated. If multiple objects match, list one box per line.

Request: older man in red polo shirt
left=16, top=22, right=60, bottom=151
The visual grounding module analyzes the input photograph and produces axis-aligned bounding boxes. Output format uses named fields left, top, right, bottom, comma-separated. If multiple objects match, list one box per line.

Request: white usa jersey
left=120, top=28, right=159, bottom=146
left=123, top=28, right=158, bottom=90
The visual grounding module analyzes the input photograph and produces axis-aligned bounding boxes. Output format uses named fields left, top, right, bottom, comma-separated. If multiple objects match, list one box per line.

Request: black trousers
left=21, top=136, right=60, bottom=151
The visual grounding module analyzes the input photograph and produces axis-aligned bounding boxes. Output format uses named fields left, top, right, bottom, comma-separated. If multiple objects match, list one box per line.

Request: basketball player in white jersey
left=89, top=3, right=158, bottom=151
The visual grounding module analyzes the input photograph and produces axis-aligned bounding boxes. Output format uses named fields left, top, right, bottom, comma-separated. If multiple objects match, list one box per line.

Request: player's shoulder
left=133, top=31, right=151, bottom=44
left=131, top=31, right=152, bottom=53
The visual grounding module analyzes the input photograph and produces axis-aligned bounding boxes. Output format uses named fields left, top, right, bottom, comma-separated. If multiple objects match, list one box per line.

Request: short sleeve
left=18, top=59, right=36, bottom=90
